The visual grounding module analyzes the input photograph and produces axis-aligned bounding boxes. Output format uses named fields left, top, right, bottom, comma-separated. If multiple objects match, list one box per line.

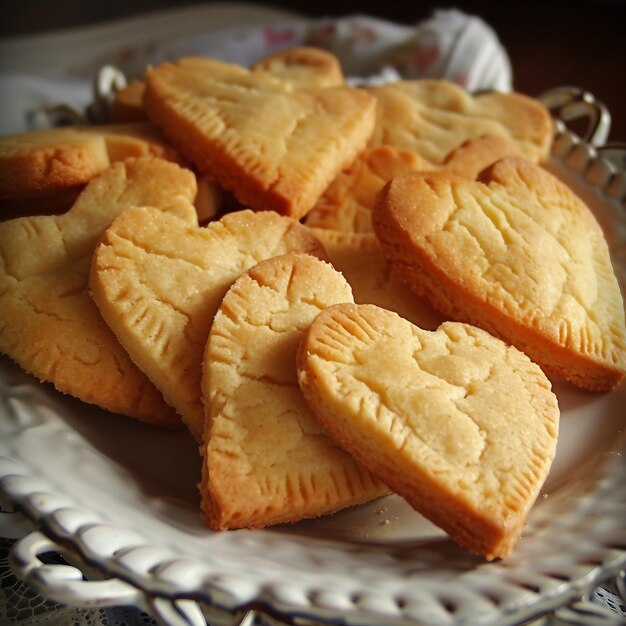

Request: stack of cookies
left=1, top=46, right=624, bottom=560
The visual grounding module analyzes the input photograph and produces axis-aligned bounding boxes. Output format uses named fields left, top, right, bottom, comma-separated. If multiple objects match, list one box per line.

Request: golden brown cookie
left=0, top=123, right=180, bottom=201
left=310, top=228, right=445, bottom=330
left=251, top=46, right=344, bottom=88
left=143, top=56, right=376, bottom=218
left=0, top=128, right=108, bottom=200
left=0, top=157, right=198, bottom=426
left=90, top=208, right=326, bottom=441
left=297, top=303, right=560, bottom=559
left=367, top=80, right=552, bottom=164
left=201, top=254, right=386, bottom=530
left=373, top=158, right=626, bottom=390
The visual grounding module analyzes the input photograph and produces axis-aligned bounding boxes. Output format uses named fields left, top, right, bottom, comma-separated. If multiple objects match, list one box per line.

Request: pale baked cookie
left=367, top=80, right=552, bottom=164
left=297, top=303, right=560, bottom=559
left=373, top=158, right=626, bottom=390
left=0, top=157, right=198, bottom=426
left=144, top=56, right=376, bottom=218
left=305, top=136, right=517, bottom=234
left=251, top=46, right=344, bottom=88
left=0, top=123, right=180, bottom=200
left=201, top=254, right=386, bottom=530
left=310, top=228, right=445, bottom=330
left=90, top=208, right=326, bottom=441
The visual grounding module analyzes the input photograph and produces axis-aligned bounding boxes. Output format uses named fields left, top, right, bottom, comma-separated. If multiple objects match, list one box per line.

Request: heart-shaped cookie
left=201, top=254, right=387, bottom=529
left=367, top=80, right=552, bottom=164
left=143, top=56, right=376, bottom=218
left=373, top=157, right=626, bottom=390
left=90, top=208, right=326, bottom=441
left=0, top=157, right=198, bottom=426
left=297, top=303, right=560, bottom=559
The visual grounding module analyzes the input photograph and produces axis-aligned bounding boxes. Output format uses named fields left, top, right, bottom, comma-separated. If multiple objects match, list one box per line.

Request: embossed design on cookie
left=298, top=303, right=559, bottom=559
left=373, top=157, right=626, bottom=390
left=144, top=56, right=376, bottom=218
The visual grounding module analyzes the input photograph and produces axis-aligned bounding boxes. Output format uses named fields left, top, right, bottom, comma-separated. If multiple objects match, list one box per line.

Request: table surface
left=1, top=0, right=625, bottom=142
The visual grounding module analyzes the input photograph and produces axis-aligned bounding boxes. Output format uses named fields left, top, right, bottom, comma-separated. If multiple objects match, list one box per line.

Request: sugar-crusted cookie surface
left=90, top=208, right=326, bottom=441
left=367, top=80, right=552, bottom=164
left=201, top=254, right=386, bottom=529
left=251, top=46, right=344, bottom=88
left=0, top=124, right=180, bottom=200
left=0, top=157, right=198, bottom=426
left=144, top=56, right=376, bottom=218
left=297, top=303, right=560, bottom=559
left=373, top=158, right=626, bottom=390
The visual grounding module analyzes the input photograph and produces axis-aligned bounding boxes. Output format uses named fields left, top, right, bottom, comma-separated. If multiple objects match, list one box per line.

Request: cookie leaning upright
left=143, top=56, right=376, bottom=218
left=297, top=303, right=560, bottom=559
left=373, top=157, right=626, bottom=390
left=202, top=254, right=387, bottom=530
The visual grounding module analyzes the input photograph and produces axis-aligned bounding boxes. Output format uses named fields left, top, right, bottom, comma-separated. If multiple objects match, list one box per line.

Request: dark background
left=1, top=0, right=625, bottom=141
